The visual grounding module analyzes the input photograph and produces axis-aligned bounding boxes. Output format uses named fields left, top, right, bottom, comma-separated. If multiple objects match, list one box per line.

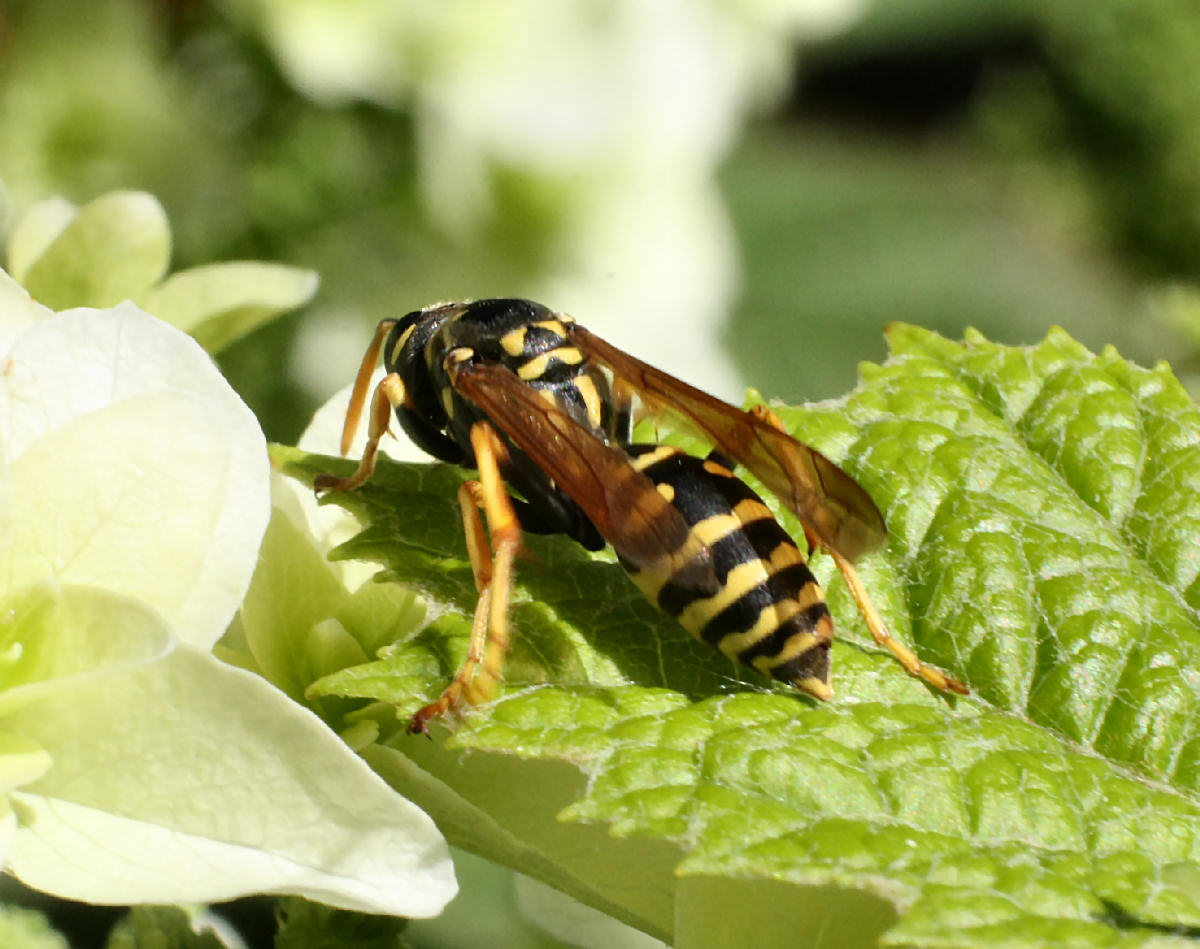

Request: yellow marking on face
left=500, top=326, right=529, bottom=357
left=573, top=373, right=604, bottom=430
left=441, top=388, right=456, bottom=418
left=678, top=558, right=770, bottom=631
left=703, top=459, right=735, bottom=479
left=628, top=444, right=679, bottom=471
left=656, top=482, right=676, bottom=504
left=517, top=346, right=584, bottom=381
left=532, top=318, right=569, bottom=337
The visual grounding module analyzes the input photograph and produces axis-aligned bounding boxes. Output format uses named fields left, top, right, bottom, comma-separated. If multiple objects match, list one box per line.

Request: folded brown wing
left=568, top=324, right=886, bottom=562
left=452, top=361, right=719, bottom=588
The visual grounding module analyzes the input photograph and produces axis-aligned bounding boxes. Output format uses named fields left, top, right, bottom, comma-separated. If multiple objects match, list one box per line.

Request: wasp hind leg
left=409, top=421, right=521, bottom=734
left=749, top=403, right=968, bottom=696
left=829, top=550, right=968, bottom=695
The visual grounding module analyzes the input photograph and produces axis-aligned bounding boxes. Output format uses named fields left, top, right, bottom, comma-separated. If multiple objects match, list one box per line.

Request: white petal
left=7, top=646, right=456, bottom=916
left=0, top=304, right=268, bottom=645
left=6, top=197, right=78, bottom=284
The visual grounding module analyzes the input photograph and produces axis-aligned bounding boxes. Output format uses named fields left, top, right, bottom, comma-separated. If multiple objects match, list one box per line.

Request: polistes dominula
left=315, top=298, right=967, bottom=732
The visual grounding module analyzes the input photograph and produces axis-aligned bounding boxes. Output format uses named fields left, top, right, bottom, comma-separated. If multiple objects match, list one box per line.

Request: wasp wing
left=452, top=361, right=719, bottom=590
left=568, top=324, right=886, bottom=562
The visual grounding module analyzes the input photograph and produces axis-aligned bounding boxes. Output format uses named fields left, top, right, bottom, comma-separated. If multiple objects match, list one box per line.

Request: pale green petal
left=0, top=808, right=12, bottom=870
left=6, top=645, right=456, bottom=916
left=237, top=509, right=348, bottom=699
left=0, top=734, right=52, bottom=795
left=140, top=261, right=319, bottom=354
left=6, top=197, right=77, bottom=284
left=0, top=304, right=268, bottom=646
left=18, top=191, right=170, bottom=309
left=0, top=583, right=173, bottom=714
left=0, top=268, right=51, bottom=356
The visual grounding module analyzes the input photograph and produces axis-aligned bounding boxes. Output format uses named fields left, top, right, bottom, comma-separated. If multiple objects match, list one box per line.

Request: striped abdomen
left=619, top=444, right=835, bottom=700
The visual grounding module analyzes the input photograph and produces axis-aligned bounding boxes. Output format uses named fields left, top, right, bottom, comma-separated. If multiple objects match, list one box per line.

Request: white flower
left=0, top=274, right=456, bottom=916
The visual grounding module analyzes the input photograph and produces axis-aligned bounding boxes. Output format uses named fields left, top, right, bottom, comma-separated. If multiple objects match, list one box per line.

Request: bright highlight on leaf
left=281, top=324, right=1200, bottom=947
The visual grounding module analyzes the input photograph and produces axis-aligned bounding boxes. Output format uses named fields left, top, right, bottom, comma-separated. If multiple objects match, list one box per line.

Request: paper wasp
left=315, top=299, right=967, bottom=732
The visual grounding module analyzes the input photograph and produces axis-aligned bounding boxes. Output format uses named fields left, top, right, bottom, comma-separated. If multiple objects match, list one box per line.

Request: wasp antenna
left=341, top=319, right=397, bottom=456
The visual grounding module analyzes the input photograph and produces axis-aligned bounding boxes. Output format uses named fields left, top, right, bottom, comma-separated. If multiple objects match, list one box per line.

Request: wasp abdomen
left=619, top=444, right=834, bottom=699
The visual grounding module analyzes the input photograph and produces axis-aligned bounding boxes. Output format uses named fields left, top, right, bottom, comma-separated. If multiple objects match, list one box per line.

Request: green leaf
left=140, top=261, right=319, bottom=354
left=16, top=192, right=170, bottom=309
left=0, top=904, right=67, bottom=949
left=275, top=897, right=408, bottom=949
left=276, top=324, right=1200, bottom=947
left=106, top=906, right=227, bottom=949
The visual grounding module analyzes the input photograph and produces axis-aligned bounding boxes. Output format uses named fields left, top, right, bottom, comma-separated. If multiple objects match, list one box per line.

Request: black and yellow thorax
left=382, top=299, right=616, bottom=548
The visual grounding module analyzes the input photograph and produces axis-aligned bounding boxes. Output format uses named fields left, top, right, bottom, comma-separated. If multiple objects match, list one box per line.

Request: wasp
left=315, top=299, right=967, bottom=732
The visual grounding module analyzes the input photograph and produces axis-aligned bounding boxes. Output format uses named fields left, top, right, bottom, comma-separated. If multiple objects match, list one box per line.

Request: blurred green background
left=3, top=0, right=1200, bottom=945
left=5, top=0, right=1199, bottom=449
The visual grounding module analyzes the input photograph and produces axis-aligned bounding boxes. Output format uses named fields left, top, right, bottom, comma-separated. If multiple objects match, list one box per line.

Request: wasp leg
left=749, top=404, right=967, bottom=695
left=342, top=319, right=397, bottom=455
left=830, top=548, right=969, bottom=695
left=314, top=373, right=406, bottom=493
left=407, top=481, right=494, bottom=735
left=409, top=421, right=521, bottom=733
left=749, top=402, right=786, bottom=428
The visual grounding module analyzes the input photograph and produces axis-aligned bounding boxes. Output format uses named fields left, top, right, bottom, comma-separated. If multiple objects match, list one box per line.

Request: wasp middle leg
left=408, top=420, right=521, bottom=733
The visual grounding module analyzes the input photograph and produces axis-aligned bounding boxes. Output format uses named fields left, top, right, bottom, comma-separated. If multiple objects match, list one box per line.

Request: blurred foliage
left=3, top=0, right=1200, bottom=440
left=722, top=128, right=1140, bottom=402
left=275, top=899, right=408, bottom=949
